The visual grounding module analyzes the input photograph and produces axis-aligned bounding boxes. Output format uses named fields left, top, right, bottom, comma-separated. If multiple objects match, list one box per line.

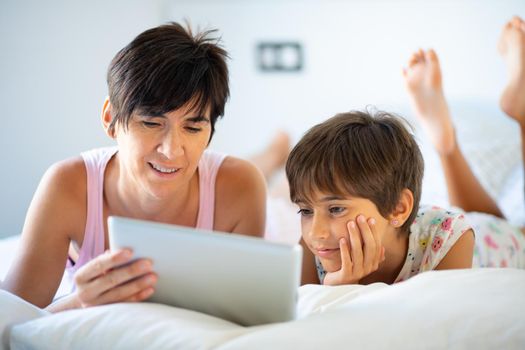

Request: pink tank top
left=65, top=147, right=226, bottom=280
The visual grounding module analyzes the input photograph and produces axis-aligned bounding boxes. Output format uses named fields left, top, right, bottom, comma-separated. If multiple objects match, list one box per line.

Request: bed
left=1, top=268, right=524, bottom=349
left=1, top=102, right=525, bottom=349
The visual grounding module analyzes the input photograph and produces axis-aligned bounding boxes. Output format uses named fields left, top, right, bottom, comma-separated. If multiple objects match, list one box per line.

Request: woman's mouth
left=149, top=162, right=181, bottom=174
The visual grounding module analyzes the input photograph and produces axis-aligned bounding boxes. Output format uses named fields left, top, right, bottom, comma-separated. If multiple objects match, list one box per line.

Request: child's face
left=114, top=103, right=211, bottom=199
left=297, top=191, right=390, bottom=274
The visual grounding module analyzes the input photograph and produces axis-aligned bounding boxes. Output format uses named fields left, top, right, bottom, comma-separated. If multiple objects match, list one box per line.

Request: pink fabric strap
left=66, top=147, right=117, bottom=276
left=195, top=150, right=227, bottom=230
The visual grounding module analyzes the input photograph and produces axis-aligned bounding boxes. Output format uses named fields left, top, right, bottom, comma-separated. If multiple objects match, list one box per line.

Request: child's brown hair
left=285, top=109, right=424, bottom=232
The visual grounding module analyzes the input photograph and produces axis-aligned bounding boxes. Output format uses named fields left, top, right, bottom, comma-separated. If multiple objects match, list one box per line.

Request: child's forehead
left=295, top=189, right=355, bottom=204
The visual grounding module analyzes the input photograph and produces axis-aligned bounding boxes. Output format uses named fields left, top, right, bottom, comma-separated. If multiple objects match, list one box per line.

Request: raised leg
left=403, top=49, right=504, bottom=217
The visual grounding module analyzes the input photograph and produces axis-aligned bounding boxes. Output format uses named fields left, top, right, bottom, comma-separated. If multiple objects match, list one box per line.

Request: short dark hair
left=107, top=22, right=229, bottom=141
left=285, top=109, right=424, bottom=233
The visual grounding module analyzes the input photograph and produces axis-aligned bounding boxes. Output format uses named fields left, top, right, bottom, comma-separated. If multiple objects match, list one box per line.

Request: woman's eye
left=329, top=207, right=346, bottom=214
left=185, top=126, right=202, bottom=133
left=142, top=121, right=161, bottom=128
left=297, top=208, right=313, bottom=216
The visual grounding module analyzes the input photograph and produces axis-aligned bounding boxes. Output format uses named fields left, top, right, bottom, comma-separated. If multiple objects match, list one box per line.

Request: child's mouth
left=316, top=248, right=340, bottom=258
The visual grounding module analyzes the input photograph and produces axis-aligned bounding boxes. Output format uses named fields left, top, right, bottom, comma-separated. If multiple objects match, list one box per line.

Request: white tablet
left=108, top=216, right=302, bottom=326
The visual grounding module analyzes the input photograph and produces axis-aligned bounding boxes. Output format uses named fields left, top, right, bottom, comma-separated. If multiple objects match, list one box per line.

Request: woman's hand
left=73, top=249, right=157, bottom=308
left=323, top=215, right=385, bottom=285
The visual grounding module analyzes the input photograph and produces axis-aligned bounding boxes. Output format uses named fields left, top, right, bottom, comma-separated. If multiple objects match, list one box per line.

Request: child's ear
left=101, top=97, right=116, bottom=138
left=389, top=188, right=414, bottom=228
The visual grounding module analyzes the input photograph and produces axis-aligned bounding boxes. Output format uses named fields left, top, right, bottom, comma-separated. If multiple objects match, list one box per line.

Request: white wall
left=0, top=0, right=163, bottom=237
left=167, top=0, right=524, bottom=157
left=0, top=0, right=523, bottom=237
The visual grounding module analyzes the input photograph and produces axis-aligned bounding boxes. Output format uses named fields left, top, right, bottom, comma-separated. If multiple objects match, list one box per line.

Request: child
left=3, top=22, right=267, bottom=311
left=403, top=16, right=525, bottom=268
left=286, top=110, right=479, bottom=285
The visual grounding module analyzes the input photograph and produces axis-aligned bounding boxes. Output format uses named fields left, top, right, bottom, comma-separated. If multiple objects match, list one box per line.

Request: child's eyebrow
left=320, top=195, right=347, bottom=202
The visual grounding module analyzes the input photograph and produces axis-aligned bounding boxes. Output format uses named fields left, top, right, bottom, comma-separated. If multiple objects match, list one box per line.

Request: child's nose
left=309, top=215, right=330, bottom=240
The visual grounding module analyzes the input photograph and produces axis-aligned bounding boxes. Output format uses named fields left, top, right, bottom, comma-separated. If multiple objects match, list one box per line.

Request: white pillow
left=0, top=235, right=20, bottom=281
left=10, top=269, right=525, bottom=350
left=10, top=302, right=252, bottom=350
left=0, top=290, right=48, bottom=350
left=220, top=269, right=525, bottom=350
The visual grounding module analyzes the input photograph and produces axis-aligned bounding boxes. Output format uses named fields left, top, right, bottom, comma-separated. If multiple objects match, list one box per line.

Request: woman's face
left=114, top=103, right=211, bottom=200
left=296, top=190, right=390, bottom=273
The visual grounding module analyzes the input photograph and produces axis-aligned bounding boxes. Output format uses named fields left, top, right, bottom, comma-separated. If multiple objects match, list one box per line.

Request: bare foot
left=403, top=49, right=456, bottom=155
left=250, top=131, right=291, bottom=180
left=498, top=16, right=525, bottom=126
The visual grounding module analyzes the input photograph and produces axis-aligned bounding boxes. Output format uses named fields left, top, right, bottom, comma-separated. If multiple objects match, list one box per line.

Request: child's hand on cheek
left=323, top=215, right=386, bottom=286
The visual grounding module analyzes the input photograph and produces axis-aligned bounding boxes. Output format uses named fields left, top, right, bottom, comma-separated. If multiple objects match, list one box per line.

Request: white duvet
left=1, top=268, right=525, bottom=349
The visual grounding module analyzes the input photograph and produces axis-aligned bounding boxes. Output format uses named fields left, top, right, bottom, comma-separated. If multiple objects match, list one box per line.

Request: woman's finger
left=75, top=249, right=133, bottom=284
left=89, top=258, right=154, bottom=295
left=122, top=287, right=156, bottom=303
left=88, top=273, right=158, bottom=306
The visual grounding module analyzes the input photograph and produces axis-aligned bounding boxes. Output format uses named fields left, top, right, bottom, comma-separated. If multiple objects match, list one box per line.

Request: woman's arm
left=4, top=158, right=157, bottom=311
left=435, top=229, right=475, bottom=270
left=3, top=159, right=86, bottom=307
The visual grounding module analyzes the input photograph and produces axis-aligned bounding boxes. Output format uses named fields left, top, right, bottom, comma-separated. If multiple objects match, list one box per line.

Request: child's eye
left=329, top=207, right=346, bottom=215
left=297, top=208, right=313, bottom=216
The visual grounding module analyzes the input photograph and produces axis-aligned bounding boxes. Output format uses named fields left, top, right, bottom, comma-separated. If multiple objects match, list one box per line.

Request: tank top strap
left=68, top=147, right=117, bottom=272
left=196, top=150, right=227, bottom=230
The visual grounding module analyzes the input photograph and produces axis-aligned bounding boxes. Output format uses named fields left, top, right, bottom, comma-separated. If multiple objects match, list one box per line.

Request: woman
left=3, top=22, right=267, bottom=312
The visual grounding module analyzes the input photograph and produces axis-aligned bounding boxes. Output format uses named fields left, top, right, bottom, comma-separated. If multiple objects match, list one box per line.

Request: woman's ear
left=389, top=188, right=414, bottom=228
left=101, top=97, right=115, bottom=138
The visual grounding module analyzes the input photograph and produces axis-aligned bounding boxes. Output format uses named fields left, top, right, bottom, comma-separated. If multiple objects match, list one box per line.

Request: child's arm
left=435, top=229, right=475, bottom=270
left=300, top=239, right=320, bottom=285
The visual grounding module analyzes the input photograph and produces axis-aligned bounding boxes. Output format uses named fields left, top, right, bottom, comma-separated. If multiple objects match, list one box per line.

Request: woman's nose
left=158, top=129, right=184, bottom=159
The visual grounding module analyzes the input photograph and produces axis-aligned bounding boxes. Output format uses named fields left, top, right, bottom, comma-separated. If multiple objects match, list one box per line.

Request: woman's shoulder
left=44, top=156, right=87, bottom=193
left=217, top=155, right=264, bottom=184
left=216, top=156, right=266, bottom=200
left=214, top=155, right=267, bottom=235
left=24, top=155, right=88, bottom=243
left=46, top=146, right=116, bottom=192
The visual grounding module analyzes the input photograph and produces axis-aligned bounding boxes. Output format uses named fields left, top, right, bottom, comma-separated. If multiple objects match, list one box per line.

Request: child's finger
left=357, top=215, right=376, bottom=273
left=368, top=217, right=382, bottom=269
left=348, top=220, right=363, bottom=276
left=338, top=237, right=353, bottom=276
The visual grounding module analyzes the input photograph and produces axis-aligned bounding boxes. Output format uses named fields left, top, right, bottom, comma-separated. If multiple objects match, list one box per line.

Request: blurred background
left=1, top=0, right=524, bottom=238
